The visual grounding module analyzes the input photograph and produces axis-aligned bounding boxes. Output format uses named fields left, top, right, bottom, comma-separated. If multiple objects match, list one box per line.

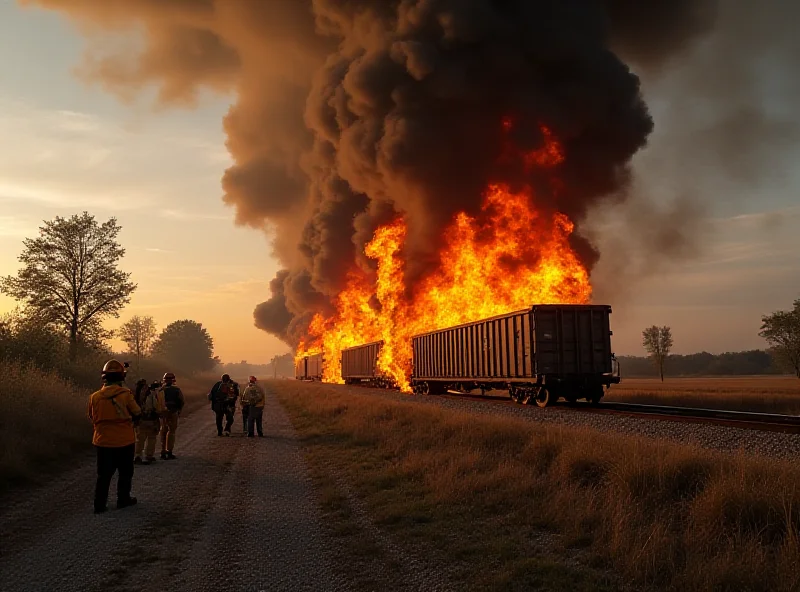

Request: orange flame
left=299, top=122, right=591, bottom=390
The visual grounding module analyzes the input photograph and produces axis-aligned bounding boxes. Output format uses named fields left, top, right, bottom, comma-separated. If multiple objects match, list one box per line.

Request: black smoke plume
left=32, top=0, right=797, bottom=347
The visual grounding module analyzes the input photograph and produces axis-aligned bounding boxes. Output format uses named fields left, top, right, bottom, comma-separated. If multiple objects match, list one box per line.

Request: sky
left=0, top=1, right=798, bottom=360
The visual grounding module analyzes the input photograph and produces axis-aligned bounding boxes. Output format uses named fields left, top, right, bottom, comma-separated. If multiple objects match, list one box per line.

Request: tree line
left=1, top=213, right=232, bottom=385
left=620, top=349, right=783, bottom=378
left=639, top=301, right=800, bottom=380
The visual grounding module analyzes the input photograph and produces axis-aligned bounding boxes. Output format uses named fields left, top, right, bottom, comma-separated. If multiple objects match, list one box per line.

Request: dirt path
left=0, top=388, right=348, bottom=592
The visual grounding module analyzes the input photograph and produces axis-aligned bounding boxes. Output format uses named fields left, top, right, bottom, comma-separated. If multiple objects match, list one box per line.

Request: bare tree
left=642, top=325, right=673, bottom=382
left=0, top=212, right=136, bottom=361
left=119, top=315, right=157, bottom=377
left=759, top=299, right=800, bottom=378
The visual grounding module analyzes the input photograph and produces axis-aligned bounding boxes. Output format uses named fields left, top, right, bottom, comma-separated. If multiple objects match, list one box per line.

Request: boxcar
left=341, top=341, right=394, bottom=387
left=295, top=352, right=323, bottom=381
left=411, top=304, right=620, bottom=406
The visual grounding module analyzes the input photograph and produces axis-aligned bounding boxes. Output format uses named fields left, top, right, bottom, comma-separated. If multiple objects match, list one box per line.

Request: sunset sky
left=1, top=1, right=798, bottom=363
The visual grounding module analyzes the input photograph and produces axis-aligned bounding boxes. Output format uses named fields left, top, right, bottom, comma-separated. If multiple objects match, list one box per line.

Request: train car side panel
left=294, top=357, right=307, bottom=380
left=411, top=305, right=617, bottom=403
left=307, top=352, right=323, bottom=380
left=342, top=341, right=382, bottom=381
left=533, top=305, right=613, bottom=376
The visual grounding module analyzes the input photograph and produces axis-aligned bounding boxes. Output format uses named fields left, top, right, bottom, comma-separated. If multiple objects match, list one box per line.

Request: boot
left=145, top=456, right=157, bottom=463
left=134, top=457, right=143, bottom=465
left=166, top=452, right=177, bottom=460
left=117, top=497, right=138, bottom=509
left=160, top=451, right=168, bottom=460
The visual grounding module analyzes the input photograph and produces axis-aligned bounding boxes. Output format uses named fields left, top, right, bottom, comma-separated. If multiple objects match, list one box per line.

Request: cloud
left=158, top=208, right=230, bottom=221
left=0, top=216, right=36, bottom=238
left=0, top=180, right=153, bottom=211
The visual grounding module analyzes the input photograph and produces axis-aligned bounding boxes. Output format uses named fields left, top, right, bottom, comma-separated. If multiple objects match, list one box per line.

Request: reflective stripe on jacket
left=88, top=384, right=141, bottom=447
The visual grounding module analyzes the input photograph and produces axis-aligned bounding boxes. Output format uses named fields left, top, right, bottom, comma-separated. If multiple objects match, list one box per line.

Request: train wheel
left=587, top=386, right=603, bottom=405
left=509, top=386, right=520, bottom=404
left=534, top=387, right=556, bottom=408
left=419, top=382, right=431, bottom=396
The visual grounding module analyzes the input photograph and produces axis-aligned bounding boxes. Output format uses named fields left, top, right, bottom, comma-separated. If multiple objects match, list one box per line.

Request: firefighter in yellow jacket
left=88, top=360, right=141, bottom=514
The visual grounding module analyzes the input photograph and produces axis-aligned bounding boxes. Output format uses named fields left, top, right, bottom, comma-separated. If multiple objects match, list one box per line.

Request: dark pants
left=241, top=405, right=250, bottom=433
left=95, top=444, right=135, bottom=510
left=247, top=406, right=264, bottom=437
left=215, top=406, right=234, bottom=435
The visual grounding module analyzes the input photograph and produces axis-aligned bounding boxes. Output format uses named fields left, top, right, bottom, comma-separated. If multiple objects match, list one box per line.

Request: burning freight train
left=295, top=303, right=621, bottom=408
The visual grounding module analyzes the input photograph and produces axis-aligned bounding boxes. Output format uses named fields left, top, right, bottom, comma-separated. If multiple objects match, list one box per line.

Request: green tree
left=0, top=212, right=136, bottom=361
left=759, top=299, right=800, bottom=378
left=152, top=320, right=217, bottom=375
left=642, top=325, right=673, bottom=382
left=118, top=315, right=157, bottom=377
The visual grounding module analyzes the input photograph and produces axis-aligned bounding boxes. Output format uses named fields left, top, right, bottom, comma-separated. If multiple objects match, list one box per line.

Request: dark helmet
left=163, top=372, right=176, bottom=384
left=101, top=360, right=127, bottom=382
left=222, top=373, right=231, bottom=382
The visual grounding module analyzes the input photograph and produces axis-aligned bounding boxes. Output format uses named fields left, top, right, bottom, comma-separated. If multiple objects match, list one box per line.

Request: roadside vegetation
left=605, top=376, right=800, bottom=415
left=0, top=359, right=90, bottom=492
left=277, top=380, right=800, bottom=592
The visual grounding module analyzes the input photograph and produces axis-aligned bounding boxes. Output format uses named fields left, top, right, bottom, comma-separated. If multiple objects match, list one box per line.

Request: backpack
left=142, top=390, right=160, bottom=419
left=216, top=382, right=234, bottom=401
left=163, top=385, right=183, bottom=412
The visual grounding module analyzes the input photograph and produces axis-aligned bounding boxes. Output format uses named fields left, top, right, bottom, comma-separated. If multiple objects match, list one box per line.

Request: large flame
left=299, top=123, right=592, bottom=390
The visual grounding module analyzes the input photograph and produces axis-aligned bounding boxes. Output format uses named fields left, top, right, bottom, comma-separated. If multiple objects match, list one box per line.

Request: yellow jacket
left=88, top=383, right=141, bottom=447
left=243, top=384, right=265, bottom=408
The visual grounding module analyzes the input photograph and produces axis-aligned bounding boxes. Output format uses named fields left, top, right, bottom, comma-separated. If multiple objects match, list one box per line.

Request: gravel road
left=0, top=388, right=349, bottom=592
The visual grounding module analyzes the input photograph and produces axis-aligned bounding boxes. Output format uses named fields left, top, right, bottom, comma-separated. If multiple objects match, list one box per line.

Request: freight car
left=295, top=352, right=323, bottom=381
left=411, top=304, right=620, bottom=407
left=341, top=341, right=396, bottom=388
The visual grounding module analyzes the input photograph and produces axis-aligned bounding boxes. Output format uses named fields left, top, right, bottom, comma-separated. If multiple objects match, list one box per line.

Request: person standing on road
left=159, top=372, right=184, bottom=460
left=209, top=374, right=238, bottom=436
left=243, top=376, right=265, bottom=438
left=88, top=360, right=141, bottom=514
left=240, top=383, right=250, bottom=435
left=134, top=381, right=165, bottom=465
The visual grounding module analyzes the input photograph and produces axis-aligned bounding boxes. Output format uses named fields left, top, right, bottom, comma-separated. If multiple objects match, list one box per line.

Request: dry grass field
left=275, top=379, right=800, bottom=591
left=605, top=376, right=800, bottom=415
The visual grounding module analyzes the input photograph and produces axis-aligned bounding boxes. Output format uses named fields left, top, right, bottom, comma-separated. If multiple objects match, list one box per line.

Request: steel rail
left=435, top=391, right=800, bottom=434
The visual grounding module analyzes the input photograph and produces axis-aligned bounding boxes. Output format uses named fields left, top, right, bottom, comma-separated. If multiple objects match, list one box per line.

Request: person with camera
left=134, top=380, right=165, bottom=465
left=87, top=360, right=141, bottom=514
left=159, top=372, right=185, bottom=460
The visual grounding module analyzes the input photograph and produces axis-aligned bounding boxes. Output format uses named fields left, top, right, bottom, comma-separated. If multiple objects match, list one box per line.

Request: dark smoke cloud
left=25, top=0, right=794, bottom=347
left=589, top=0, right=800, bottom=301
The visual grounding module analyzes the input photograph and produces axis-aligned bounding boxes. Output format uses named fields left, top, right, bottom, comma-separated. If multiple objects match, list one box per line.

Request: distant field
left=606, top=376, right=800, bottom=415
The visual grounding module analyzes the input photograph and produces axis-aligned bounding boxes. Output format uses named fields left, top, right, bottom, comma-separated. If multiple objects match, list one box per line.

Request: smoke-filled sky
left=1, top=0, right=798, bottom=361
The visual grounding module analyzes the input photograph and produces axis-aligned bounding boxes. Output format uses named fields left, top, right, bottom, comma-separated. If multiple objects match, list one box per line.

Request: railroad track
left=437, top=391, right=800, bottom=434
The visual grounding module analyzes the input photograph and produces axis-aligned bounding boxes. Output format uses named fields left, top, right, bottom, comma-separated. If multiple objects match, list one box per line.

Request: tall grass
left=606, top=376, right=800, bottom=415
left=277, top=381, right=800, bottom=591
left=0, top=359, right=91, bottom=491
